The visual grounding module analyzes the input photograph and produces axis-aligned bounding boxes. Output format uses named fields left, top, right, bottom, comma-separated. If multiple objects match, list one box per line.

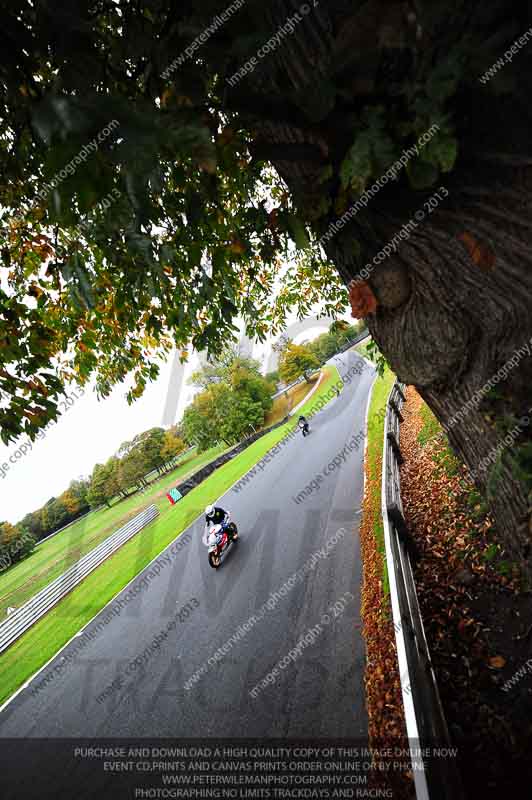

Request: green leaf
left=406, top=158, right=439, bottom=189
left=483, top=543, right=498, bottom=562
left=435, top=136, right=458, bottom=172
left=287, top=216, right=310, bottom=250
left=292, top=79, right=336, bottom=122
left=188, top=242, right=203, bottom=267
left=317, top=165, right=334, bottom=185
left=126, top=231, right=155, bottom=264
left=339, top=135, right=372, bottom=191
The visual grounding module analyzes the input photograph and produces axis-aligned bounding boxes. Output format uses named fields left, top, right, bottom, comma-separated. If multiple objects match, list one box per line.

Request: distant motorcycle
left=298, top=416, right=310, bottom=437
left=207, top=514, right=238, bottom=569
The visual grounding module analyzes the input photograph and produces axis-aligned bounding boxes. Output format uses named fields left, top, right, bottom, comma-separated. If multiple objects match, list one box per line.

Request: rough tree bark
left=330, top=166, right=532, bottom=578
left=242, top=1, right=532, bottom=579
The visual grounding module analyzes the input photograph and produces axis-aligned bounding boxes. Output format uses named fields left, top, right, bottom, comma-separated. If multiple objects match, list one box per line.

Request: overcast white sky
left=0, top=312, right=351, bottom=524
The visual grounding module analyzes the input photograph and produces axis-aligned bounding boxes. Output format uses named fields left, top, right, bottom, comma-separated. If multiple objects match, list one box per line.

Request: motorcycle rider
left=202, top=503, right=229, bottom=546
left=298, top=415, right=310, bottom=436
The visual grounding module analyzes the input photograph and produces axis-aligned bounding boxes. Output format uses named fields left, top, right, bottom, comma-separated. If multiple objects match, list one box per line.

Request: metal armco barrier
left=382, top=382, right=465, bottom=800
left=0, top=504, right=159, bottom=654
left=270, top=375, right=305, bottom=400
left=335, top=328, right=369, bottom=354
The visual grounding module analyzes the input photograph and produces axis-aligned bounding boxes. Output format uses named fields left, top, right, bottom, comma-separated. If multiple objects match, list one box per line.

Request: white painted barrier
left=0, top=505, right=159, bottom=654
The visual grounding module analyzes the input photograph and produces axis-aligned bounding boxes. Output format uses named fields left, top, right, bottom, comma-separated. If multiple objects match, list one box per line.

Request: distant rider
left=202, top=503, right=229, bottom=546
left=298, top=415, right=310, bottom=436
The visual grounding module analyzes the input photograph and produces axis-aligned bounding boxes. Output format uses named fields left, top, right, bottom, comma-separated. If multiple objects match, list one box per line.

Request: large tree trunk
left=326, top=162, right=532, bottom=579
left=241, top=1, right=532, bottom=579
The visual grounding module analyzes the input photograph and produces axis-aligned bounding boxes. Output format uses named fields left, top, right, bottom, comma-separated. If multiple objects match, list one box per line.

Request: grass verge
left=0, top=444, right=227, bottom=619
left=363, top=365, right=395, bottom=593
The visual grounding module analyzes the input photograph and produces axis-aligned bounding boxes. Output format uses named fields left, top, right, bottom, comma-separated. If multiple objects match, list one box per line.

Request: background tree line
left=1, top=425, right=186, bottom=565
left=1, top=478, right=92, bottom=570
left=182, top=350, right=276, bottom=452
left=182, top=321, right=365, bottom=451
left=86, top=425, right=186, bottom=509
left=274, top=319, right=365, bottom=385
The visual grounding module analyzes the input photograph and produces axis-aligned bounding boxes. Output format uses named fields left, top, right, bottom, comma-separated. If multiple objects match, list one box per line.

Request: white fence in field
left=0, top=504, right=159, bottom=655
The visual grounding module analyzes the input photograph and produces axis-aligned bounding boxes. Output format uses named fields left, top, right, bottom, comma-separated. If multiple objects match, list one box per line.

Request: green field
left=0, top=444, right=228, bottom=620
left=0, top=365, right=341, bottom=705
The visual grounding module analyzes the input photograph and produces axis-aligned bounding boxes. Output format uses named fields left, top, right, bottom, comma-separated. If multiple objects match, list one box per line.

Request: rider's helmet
left=205, top=504, right=214, bottom=516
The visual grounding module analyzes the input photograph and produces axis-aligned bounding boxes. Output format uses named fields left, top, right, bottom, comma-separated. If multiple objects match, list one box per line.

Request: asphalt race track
left=0, top=351, right=376, bottom=792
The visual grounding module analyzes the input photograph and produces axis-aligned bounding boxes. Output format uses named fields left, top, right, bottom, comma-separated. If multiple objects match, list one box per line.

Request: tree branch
left=249, top=141, right=326, bottom=163
left=222, top=89, right=310, bottom=129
